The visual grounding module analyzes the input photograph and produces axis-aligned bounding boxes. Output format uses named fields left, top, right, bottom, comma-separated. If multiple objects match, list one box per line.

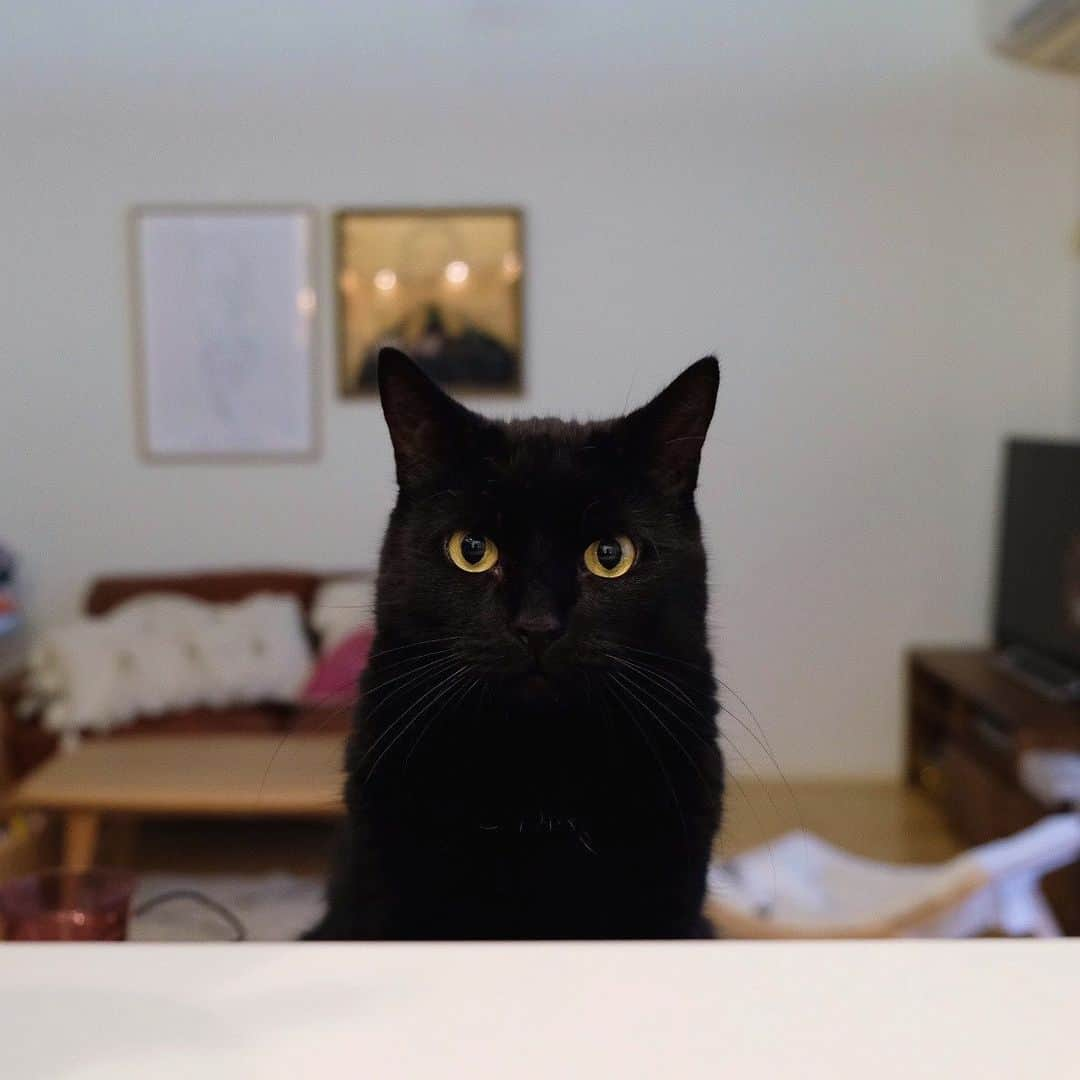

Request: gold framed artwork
left=334, top=207, right=524, bottom=397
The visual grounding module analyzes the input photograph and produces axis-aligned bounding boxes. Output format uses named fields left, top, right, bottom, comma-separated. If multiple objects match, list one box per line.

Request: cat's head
left=373, top=348, right=718, bottom=696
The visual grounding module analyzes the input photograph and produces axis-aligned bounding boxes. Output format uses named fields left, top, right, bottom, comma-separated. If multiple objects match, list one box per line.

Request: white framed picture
left=131, top=206, right=319, bottom=461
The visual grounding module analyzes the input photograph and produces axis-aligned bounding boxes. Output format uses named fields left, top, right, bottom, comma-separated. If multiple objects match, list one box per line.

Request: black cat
left=307, top=348, right=723, bottom=940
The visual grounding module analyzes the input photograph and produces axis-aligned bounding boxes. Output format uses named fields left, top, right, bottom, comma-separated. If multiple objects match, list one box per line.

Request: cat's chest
left=398, top=805, right=661, bottom=876
left=436, top=818, right=609, bottom=900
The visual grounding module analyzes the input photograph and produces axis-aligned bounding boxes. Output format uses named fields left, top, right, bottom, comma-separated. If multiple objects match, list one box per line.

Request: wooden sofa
left=0, top=569, right=366, bottom=780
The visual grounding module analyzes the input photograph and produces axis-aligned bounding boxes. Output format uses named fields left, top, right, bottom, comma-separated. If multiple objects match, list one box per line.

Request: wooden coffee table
left=5, top=735, right=346, bottom=872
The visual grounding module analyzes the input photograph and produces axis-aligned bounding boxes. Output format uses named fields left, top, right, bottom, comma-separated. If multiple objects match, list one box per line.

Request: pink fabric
left=300, top=628, right=374, bottom=707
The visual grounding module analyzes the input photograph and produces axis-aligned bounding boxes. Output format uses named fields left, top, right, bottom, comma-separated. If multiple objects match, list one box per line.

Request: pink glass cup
left=0, top=869, right=135, bottom=941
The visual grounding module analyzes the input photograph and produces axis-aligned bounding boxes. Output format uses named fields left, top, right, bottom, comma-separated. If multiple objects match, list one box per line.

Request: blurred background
left=2, top=1, right=1080, bottom=941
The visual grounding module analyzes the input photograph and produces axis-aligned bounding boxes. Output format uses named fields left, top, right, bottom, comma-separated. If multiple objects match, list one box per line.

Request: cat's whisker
left=618, top=641, right=780, bottom=761
left=610, top=656, right=787, bottom=828
left=296, top=680, right=360, bottom=710
left=707, top=765, right=779, bottom=913
left=608, top=645, right=803, bottom=832
left=363, top=649, right=457, bottom=691
left=599, top=672, right=690, bottom=858
left=362, top=635, right=462, bottom=664
left=615, top=642, right=712, bottom=674
left=364, top=654, right=460, bottom=701
left=365, top=645, right=459, bottom=678
left=611, top=662, right=769, bottom=810
left=609, top=665, right=779, bottom=905
left=352, top=658, right=464, bottom=765
left=607, top=670, right=713, bottom=796
left=256, top=697, right=359, bottom=801
left=604, top=655, right=719, bottom=758
left=713, top=674, right=783, bottom=765
left=364, top=672, right=472, bottom=786
left=612, top=654, right=777, bottom=777
left=363, top=665, right=472, bottom=784
left=355, top=657, right=462, bottom=736
left=403, top=675, right=480, bottom=775
left=713, top=705, right=806, bottom=842
left=605, top=655, right=717, bottom=738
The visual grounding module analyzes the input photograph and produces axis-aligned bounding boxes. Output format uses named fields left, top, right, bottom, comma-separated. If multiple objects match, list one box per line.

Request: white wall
left=2, top=1, right=1077, bottom=777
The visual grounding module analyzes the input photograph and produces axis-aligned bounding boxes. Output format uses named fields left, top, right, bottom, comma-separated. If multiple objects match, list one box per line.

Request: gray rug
left=130, top=873, right=326, bottom=942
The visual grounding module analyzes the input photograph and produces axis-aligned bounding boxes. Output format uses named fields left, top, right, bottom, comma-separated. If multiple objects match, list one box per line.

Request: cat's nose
left=513, top=613, right=563, bottom=663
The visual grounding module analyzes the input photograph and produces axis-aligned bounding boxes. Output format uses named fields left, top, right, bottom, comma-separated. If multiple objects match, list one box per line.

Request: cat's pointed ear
left=378, top=348, right=476, bottom=488
left=627, top=357, right=719, bottom=497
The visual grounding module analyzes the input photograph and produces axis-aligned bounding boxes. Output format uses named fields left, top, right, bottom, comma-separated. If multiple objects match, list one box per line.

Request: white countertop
left=1, top=940, right=1073, bottom=1079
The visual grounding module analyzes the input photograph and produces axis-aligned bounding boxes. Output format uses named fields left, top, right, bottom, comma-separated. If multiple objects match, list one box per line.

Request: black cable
left=132, top=888, right=247, bottom=942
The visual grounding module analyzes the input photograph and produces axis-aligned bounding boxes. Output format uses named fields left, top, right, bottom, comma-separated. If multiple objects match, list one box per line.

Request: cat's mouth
left=509, top=668, right=570, bottom=704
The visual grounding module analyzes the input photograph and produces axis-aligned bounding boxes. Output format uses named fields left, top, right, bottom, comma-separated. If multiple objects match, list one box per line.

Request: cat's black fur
left=307, top=349, right=723, bottom=940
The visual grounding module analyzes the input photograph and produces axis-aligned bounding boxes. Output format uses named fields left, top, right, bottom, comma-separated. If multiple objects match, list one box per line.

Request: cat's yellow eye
left=446, top=530, right=499, bottom=574
left=584, top=536, right=636, bottom=579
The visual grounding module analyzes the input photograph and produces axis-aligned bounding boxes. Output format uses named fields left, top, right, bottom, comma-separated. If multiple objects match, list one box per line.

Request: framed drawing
left=334, top=207, right=524, bottom=397
left=131, top=206, right=319, bottom=461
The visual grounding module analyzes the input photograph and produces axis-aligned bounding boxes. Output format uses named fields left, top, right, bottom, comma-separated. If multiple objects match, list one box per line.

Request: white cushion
left=309, top=578, right=375, bottom=654
left=26, top=592, right=312, bottom=735
left=196, top=595, right=313, bottom=707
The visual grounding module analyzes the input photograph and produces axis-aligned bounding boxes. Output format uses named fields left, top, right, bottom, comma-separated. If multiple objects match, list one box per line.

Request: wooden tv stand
left=906, top=647, right=1080, bottom=933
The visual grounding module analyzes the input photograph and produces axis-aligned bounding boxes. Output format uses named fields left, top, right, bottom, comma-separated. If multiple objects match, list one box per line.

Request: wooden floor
left=718, top=779, right=960, bottom=864
left=113, top=780, right=960, bottom=878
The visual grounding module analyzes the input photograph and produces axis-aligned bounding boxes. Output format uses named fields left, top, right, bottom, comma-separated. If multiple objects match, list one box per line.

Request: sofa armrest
left=0, top=668, right=32, bottom=729
left=0, top=669, right=25, bottom=790
left=0, top=669, right=57, bottom=784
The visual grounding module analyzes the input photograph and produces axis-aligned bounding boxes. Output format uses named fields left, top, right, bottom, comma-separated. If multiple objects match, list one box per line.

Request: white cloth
left=309, top=578, right=375, bottom=654
left=1019, top=750, right=1080, bottom=807
left=25, top=593, right=312, bottom=734
left=709, top=814, right=1080, bottom=938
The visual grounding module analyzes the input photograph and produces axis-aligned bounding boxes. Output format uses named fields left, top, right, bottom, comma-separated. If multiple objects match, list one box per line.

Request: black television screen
left=994, top=439, right=1080, bottom=673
